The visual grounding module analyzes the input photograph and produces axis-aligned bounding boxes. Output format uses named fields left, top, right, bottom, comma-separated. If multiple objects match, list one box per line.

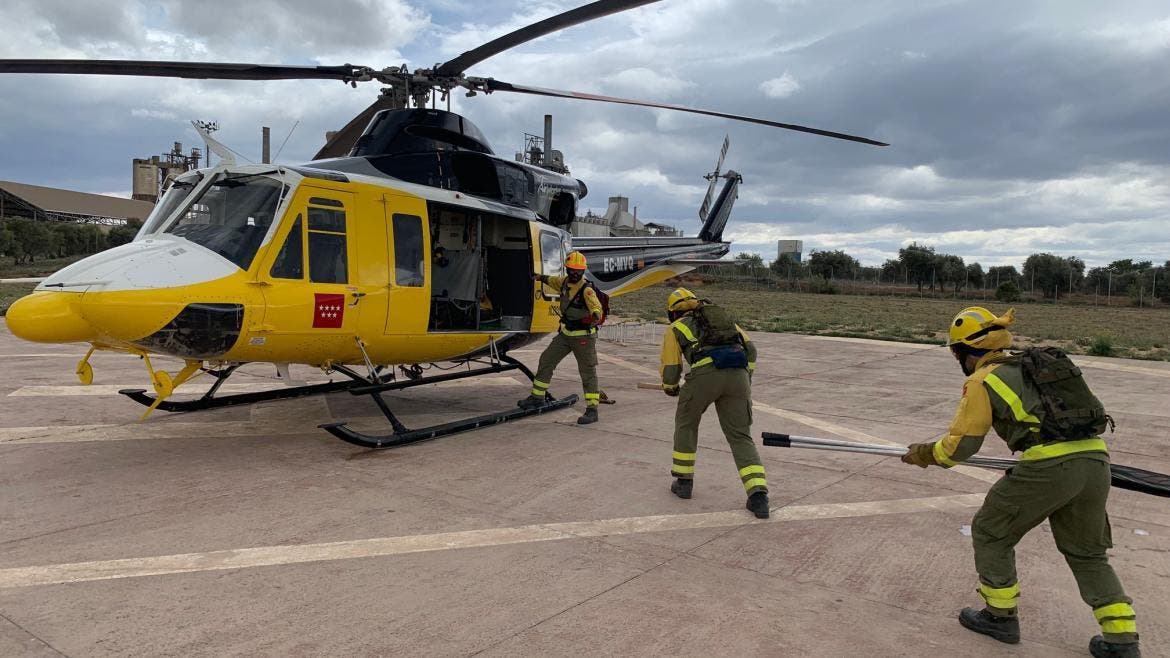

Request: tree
left=770, top=253, right=804, bottom=279
left=898, top=243, right=936, bottom=291
left=1159, top=261, right=1170, bottom=304
left=9, top=219, right=53, bottom=263
left=0, top=225, right=14, bottom=263
left=935, top=254, right=966, bottom=293
left=987, top=265, right=1019, bottom=290
left=107, top=219, right=143, bottom=248
left=880, top=258, right=903, bottom=284
left=807, top=249, right=860, bottom=280
left=965, top=262, right=985, bottom=291
left=1022, top=253, right=1084, bottom=299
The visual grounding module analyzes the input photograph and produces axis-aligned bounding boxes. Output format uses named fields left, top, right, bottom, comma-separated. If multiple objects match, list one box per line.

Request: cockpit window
left=164, top=173, right=285, bottom=271
left=137, top=173, right=203, bottom=238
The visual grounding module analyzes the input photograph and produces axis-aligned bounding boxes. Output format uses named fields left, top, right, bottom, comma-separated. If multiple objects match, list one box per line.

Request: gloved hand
left=663, top=384, right=680, bottom=397
left=531, top=272, right=543, bottom=282
left=901, top=442, right=937, bottom=468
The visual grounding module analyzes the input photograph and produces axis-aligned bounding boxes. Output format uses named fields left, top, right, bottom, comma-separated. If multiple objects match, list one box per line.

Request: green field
left=610, top=283, right=1170, bottom=361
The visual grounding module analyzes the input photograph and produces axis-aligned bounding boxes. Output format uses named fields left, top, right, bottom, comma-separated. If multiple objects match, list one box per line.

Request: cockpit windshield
left=163, top=173, right=286, bottom=271
left=137, top=172, right=203, bottom=239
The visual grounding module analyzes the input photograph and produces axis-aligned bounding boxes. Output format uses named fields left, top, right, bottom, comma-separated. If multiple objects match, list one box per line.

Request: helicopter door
left=383, top=194, right=430, bottom=335
left=257, top=188, right=361, bottom=358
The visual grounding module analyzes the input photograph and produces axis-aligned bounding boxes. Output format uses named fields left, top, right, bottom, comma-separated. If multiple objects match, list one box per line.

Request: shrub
left=1087, top=336, right=1114, bottom=357
left=995, top=281, right=1022, bottom=303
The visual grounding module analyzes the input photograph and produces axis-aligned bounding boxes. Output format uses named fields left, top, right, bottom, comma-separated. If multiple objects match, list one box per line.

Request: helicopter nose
left=4, top=291, right=96, bottom=343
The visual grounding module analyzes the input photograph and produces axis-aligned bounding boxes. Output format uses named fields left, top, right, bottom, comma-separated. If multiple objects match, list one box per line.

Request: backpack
left=569, top=280, right=609, bottom=326
left=693, top=302, right=747, bottom=369
left=592, top=285, right=610, bottom=326
left=1017, top=346, right=1115, bottom=441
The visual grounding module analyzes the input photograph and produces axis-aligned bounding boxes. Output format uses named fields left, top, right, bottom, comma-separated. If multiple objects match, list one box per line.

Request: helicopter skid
left=321, top=394, right=578, bottom=449
left=119, top=378, right=364, bottom=412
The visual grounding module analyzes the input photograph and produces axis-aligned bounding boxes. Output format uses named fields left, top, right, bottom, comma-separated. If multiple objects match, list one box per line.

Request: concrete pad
left=1, top=321, right=1166, bottom=656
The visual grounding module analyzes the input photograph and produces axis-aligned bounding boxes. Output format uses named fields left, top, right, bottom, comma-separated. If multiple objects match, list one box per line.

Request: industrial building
left=777, top=239, right=803, bottom=262
left=0, top=180, right=153, bottom=226
left=571, top=196, right=682, bottom=238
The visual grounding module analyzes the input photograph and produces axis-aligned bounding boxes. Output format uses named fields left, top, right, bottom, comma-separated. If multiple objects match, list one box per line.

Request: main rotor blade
left=483, top=79, right=889, bottom=146
left=435, top=0, right=661, bottom=77
left=0, top=59, right=366, bottom=82
left=313, top=95, right=401, bottom=160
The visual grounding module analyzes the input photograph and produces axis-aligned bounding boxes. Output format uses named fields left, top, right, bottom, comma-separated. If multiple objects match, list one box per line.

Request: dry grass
left=0, top=283, right=36, bottom=316
left=611, top=282, right=1170, bottom=361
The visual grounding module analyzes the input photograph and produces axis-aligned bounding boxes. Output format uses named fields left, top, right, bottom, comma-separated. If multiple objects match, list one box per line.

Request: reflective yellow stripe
left=560, top=326, right=596, bottom=336
left=532, top=380, right=550, bottom=390
left=672, top=320, right=698, bottom=343
left=1094, top=602, right=1136, bottom=621
left=984, top=373, right=1040, bottom=424
left=747, top=362, right=756, bottom=371
left=1100, top=619, right=1138, bottom=634
left=932, top=441, right=959, bottom=467
left=584, top=393, right=600, bottom=400
left=672, top=465, right=695, bottom=474
left=673, top=451, right=696, bottom=462
left=978, top=582, right=1020, bottom=609
left=692, top=357, right=713, bottom=368
left=742, top=477, right=767, bottom=491
left=1021, top=437, right=1109, bottom=461
left=739, top=464, right=766, bottom=477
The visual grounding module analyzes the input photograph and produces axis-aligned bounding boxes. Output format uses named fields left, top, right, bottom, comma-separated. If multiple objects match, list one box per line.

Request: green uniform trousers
left=671, top=366, right=766, bottom=495
left=972, top=453, right=1136, bottom=642
left=531, top=332, right=600, bottom=407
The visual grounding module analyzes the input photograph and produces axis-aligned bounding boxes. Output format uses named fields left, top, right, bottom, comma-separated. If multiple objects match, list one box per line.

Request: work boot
left=517, top=394, right=544, bottom=410
left=577, top=406, right=598, bottom=425
left=746, top=491, right=770, bottom=519
left=670, top=478, right=693, bottom=499
left=1090, top=635, right=1141, bottom=658
left=958, top=607, right=1020, bottom=644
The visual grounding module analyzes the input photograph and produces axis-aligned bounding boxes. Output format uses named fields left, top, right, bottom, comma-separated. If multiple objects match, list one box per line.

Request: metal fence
left=598, top=321, right=660, bottom=345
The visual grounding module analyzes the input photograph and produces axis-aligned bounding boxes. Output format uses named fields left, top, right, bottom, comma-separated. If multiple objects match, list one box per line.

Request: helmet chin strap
left=951, top=344, right=989, bottom=376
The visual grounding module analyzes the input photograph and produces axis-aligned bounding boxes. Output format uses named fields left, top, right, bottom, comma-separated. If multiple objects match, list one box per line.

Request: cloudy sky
left=1, top=0, right=1168, bottom=269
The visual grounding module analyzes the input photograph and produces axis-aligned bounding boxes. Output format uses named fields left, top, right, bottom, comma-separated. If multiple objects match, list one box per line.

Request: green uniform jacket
left=933, top=350, right=1109, bottom=466
left=659, top=311, right=756, bottom=389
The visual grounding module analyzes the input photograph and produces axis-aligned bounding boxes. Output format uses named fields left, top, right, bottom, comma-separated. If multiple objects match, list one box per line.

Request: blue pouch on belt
left=705, top=344, right=748, bottom=369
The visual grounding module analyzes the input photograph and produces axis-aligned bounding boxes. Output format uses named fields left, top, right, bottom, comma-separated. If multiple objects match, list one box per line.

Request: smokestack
left=262, top=127, right=271, bottom=164
left=543, top=114, right=553, bottom=167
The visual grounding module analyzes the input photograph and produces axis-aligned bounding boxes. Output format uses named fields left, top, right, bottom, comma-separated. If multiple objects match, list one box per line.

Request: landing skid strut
left=320, top=355, right=578, bottom=449
left=118, top=364, right=381, bottom=412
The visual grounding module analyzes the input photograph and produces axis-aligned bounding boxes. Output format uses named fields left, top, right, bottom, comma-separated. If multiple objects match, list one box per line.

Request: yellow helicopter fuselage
left=7, top=165, right=573, bottom=368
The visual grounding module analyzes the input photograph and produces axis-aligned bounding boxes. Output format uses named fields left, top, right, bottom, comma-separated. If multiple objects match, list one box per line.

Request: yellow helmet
left=948, top=306, right=1015, bottom=350
left=666, top=288, right=697, bottom=311
left=565, top=251, right=587, bottom=270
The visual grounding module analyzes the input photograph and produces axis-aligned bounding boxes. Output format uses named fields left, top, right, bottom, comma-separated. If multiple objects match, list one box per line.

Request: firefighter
left=659, top=288, right=768, bottom=519
left=902, top=306, right=1139, bottom=657
left=517, top=251, right=604, bottom=425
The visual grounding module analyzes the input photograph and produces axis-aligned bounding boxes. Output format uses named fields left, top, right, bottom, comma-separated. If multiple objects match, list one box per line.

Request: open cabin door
left=383, top=194, right=430, bottom=335
left=427, top=204, right=535, bottom=333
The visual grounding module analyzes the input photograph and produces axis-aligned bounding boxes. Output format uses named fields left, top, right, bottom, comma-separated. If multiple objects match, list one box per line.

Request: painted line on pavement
left=597, top=352, right=658, bottom=377
left=0, top=493, right=984, bottom=588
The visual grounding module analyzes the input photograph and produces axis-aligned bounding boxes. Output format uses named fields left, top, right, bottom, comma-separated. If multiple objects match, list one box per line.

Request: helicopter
left=1, top=0, right=886, bottom=449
